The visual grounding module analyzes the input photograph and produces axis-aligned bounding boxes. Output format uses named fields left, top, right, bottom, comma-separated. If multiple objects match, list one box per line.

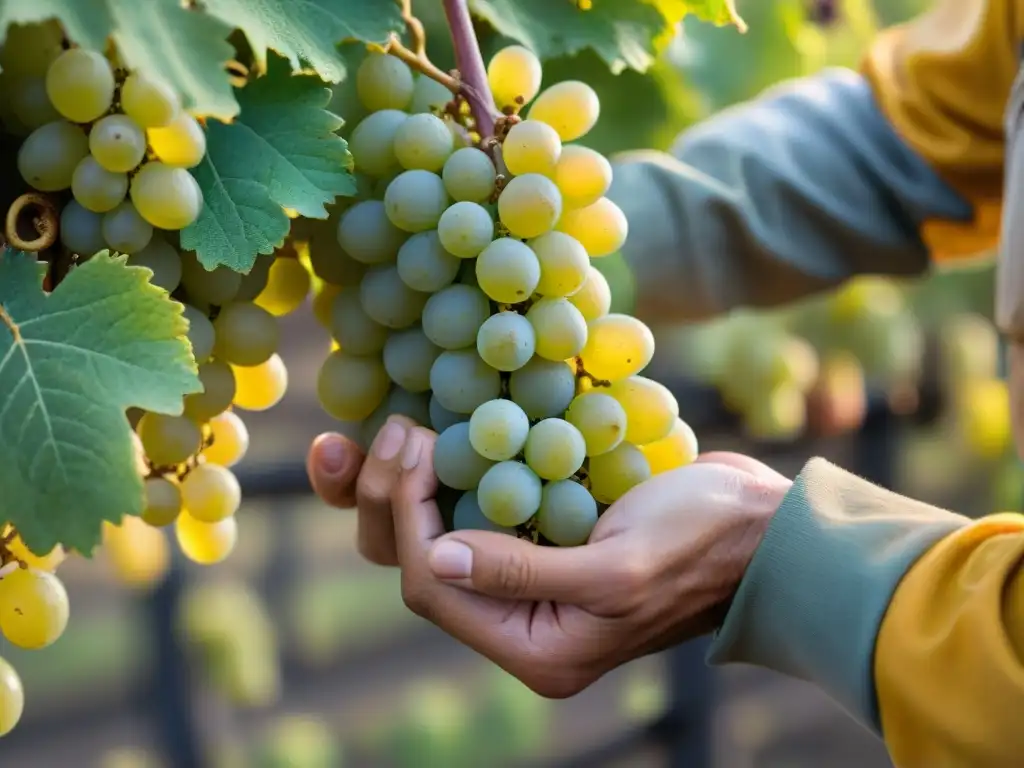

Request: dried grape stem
left=5, top=193, right=58, bottom=252
left=442, top=0, right=502, bottom=140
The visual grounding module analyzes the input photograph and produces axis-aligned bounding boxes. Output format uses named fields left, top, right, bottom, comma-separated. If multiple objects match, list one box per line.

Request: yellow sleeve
left=861, top=0, right=1022, bottom=262
left=875, top=514, right=1024, bottom=766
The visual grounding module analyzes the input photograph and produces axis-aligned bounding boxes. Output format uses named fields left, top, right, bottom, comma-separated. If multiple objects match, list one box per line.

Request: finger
left=307, top=432, right=363, bottom=508
left=694, top=451, right=789, bottom=483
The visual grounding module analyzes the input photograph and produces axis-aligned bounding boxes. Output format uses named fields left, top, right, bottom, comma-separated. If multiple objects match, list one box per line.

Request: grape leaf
left=0, top=249, right=201, bottom=556
left=181, top=53, right=355, bottom=272
left=0, top=0, right=239, bottom=119
left=202, top=0, right=403, bottom=83
left=681, top=0, right=745, bottom=30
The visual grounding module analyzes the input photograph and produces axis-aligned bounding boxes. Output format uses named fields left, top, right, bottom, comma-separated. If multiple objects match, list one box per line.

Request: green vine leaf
left=0, top=0, right=239, bottom=119
left=680, top=0, right=746, bottom=31
left=203, top=0, right=404, bottom=83
left=181, top=53, right=356, bottom=272
left=0, top=249, right=201, bottom=556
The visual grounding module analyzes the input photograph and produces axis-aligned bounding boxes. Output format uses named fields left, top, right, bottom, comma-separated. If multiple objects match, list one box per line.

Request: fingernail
left=400, top=431, right=422, bottom=470
left=429, top=540, right=473, bottom=579
left=318, top=438, right=347, bottom=475
left=373, top=421, right=406, bottom=461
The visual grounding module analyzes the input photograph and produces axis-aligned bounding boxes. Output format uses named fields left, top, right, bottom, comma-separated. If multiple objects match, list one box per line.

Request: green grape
left=429, top=350, right=502, bottom=413
left=397, top=230, right=461, bottom=292
left=383, top=327, right=442, bottom=393
left=141, top=476, right=183, bottom=527
left=254, top=256, right=310, bottom=316
left=434, top=422, right=496, bottom=490
left=176, top=513, right=238, bottom=565
left=588, top=443, right=651, bottom=504
left=503, top=120, right=562, bottom=177
left=183, top=360, right=236, bottom=421
left=477, top=461, right=542, bottom=527
left=359, top=265, right=430, bottom=329
left=203, top=411, right=250, bottom=468
left=498, top=173, right=562, bottom=239
left=437, top=201, right=494, bottom=258
left=349, top=109, right=406, bottom=178
left=337, top=200, right=408, bottom=265
left=556, top=196, right=627, bottom=258
left=8, top=75, right=59, bottom=129
left=509, top=358, right=577, bottom=420
left=0, top=21, right=64, bottom=78
left=554, top=145, right=612, bottom=209
left=71, top=155, right=128, bottom=212
left=102, top=202, right=153, bottom=254
left=523, top=418, right=586, bottom=480
left=0, top=568, right=69, bottom=649
left=59, top=200, right=107, bottom=257
left=384, top=169, right=449, bottom=232
left=130, top=161, right=204, bottom=230
left=476, top=238, right=541, bottom=304
left=453, top=491, right=516, bottom=534
left=17, top=120, right=89, bottom=191
left=429, top=394, right=468, bottom=433
left=213, top=302, right=280, bottom=366
left=45, top=48, right=115, bottom=123
left=640, top=419, right=699, bottom=475
left=421, top=284, right=491, bottom=349
left=182, top=304, right=216, bottom=362
left=181, top=464, right=242, bottom=523
left=0, top=657, right=24, bottom=737
left=536, top=480, right=598, bottom=546
left=442, top=147, right=496, bottom=203
left=147, top=113, right=206, bottom=168
left=180, top=251, right=242, bottom=305
left=90, top=114, right=147, bottom=173
left=468, top=399, right=530, bottom=461
left=360, top=387, right=432, bottom=448
left=121, top=71, right=181, bottom=128
left=565, top=392, right=626, bottom=456
left=232, top=354, right=288, bottom=411
left=526, top=298, right=588, bottom=361
left=329, top=285, right=390, bottom=354
left=530, top=231, right=588, bottom=298
left=317, top=350, right=390, bottom=421
left=308, top=218, right=368, bottom=286
left=607, top=376, right=678, bottom=446
left=476, top=311, right=535, bottom=372
left=394, top=113, right=455, bottom=172
left=580, top=314, right=655, bottom=381
left=528, top=81, right=600, bottom=142
left=137, top=412, right=203, bottom=466
left=356, top=52, right=414, bottom=112
left=568, top=266, right=612, bottom=322
left=409, top=75, right=453, bottom=113
left=486, top=45, right=542, bottom=109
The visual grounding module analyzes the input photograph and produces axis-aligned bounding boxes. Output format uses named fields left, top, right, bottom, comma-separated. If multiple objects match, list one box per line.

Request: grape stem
left=442, top=0, right=502, bottom=140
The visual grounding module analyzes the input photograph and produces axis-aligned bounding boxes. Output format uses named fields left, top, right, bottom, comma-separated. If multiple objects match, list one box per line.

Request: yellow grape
left=528, top=80, right=599, bottom=142
left=0, top=657, right=23, bottom=737
left=89, top=114, right=147, bottom=173
left=175, top=513, right=238, bottom=565
left=202, top=411, right=250, bottom=468
left=529, top=231, right=588, bottom=298
left=607, top=376, right=679, bottom=445
left=554, top=145, right=612, bottom=209
left=0, top=567, right=70, bottom=649
left=640, top=419, right=699, bottom=475
left=121, top=71, right=181, bottom=128
left=556, top=196, right=627, bottom=257
left=254, top=257, right=311, bottom=316
left=487, top=45, right=543, bottom=109
left=588, top=443, right=651, bottom=504
left=141, top=476, right=183, bottom=527
left=568, top=266, right=612, bottom=322
left=181, top=464, right=241, bottom=523
left=137, top=412, right=203, bottom=467
left=183, top=360, right=236, bottom=422
left=231, top=354, right=288, bottom=411
left=45, top=48, right=115, bottom=123
left=147, top=113, right=206, bottom=169
left=502, top=120, right=561, bottom=177
left=580, top=314, right=654, bottom=382
left=2, top=527, right=65, bottom=571
left=497, top=173, right=562, bottom=239
left=101, top=518, right=170, bottom=589
left=565, top=392, right=627, bottom=456
left=958, top=378, right=1011, bottom=459
left=130, top=161, right=203, bottom=230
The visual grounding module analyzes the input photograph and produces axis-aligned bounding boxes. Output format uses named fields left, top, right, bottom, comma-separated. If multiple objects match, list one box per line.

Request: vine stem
left=442, top=0, right=501, bottom=140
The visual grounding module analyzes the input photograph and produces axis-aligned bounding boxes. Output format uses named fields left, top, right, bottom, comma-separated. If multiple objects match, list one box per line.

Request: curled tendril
left=4, top=193, right=59, bottom=252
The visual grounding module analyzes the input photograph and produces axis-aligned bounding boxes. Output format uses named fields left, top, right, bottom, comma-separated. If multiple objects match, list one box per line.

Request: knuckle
left=492, top=553, right=533, bottom=597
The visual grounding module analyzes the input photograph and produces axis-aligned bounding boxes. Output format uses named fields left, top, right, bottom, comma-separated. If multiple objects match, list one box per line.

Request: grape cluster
left=309, top=47, right=699, bottom=545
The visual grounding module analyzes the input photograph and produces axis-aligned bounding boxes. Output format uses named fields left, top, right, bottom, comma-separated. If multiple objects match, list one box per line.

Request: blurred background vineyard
left=3, top=0, right=1014, bottom=766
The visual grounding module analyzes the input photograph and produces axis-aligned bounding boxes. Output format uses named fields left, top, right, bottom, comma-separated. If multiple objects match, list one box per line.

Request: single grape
left=329, top=285, right=390, bottom=354
left=181, top=463, right=242, bottom=523
left=497, top=173, right=562, bottom=239
left=181, top=304, right=216, bottom=362
left=17, top=120, right=89, bottom=191
left=102, top=517, right=171, bottom=588
left=526, top=298, right=588, bottom=361
left=437, top=201, right=494, bottom=259
left=477, top=461, right=542, bottom=527
left=503, top=120, right=562, bottom=177
left=565, top=392, right=627, bottom=456
left=397, top=230, right=462, bottom=292
left=180, top=251, right=241, bottom=305
left=554, top=145, right=612, bottom=209
left=8, top=75, right=59, bottom=129
left=429, top=350, right=502, bottom=413
left=130, top=161, right=204, bottom=230
left=232, top=354, right=288, bottom=411
left=0, top=21, right=64, bottom=78
left=0, top=657, right=24, bottom=737
left=509, top=357, right=577, bottom=419
left=588, top=443, right=651, bottom=504
left=487, top=45, right=543, bottom=109
left=183, top=360, right=236, bottom=422
left=213, top=302, right=280, bottom=366
left=337, top=200, right=407, bottom=264
left=308, top=217, right=368, bottom=286
left=607, top=376, right=678, bottom=445
left=453, top=491, right=517, bottom=534
left=102, top=201, right=153, bottom=254
left=202, top=410, right=250, bottom=467
left=536, top=480, right=598, bottom=546
left=421, top=284, right=491, bottom=349
left=356, top=52, right=414, bottom=112
left=137, top=412, right=203, bottom=467
left=477, top=311, right=535, bottom=372
left=72, top=155, right=128, bottom=212
left=90, top=114, right=147, bottom=173
left=409, top=75, right=453, bottom=113
left=580, top=314, right=655, bottom=381
left=640, top=419, right=699, bottom=475
left=434, top=422, right=496, bottom=490
left=383, top=327, right=442, bottom=393
left=394, top=113, right=455, bottom=171
left=317, top=350, right=390, bottom=421
left=528, top=81, right=600, bottom=142
left=0, top=568, right=69, bottom=649
left=469, top=399, right=530, bottom=461
left=530, top=231, right=588, bottom=298
left=141, top=476, right=183, bottom=527
left=556, top=197, right=628, bottom=258
left=254, top=256, right=310, bottom=316
left=429, top=394, right=468, bottom=432
left=349, top=109, right=407, bottom=177
left=147, top=113, right=206, bottom=168
left=523, top=418, right=586, bottom=480
left=475, top=237, right=541, bottom=304
left=384, top=169, right=450, bottom=232
left=45, top=48, right=115, bottom=123
left=176, top=513, right=238, bottom=565
left=442, top=147, right=496, bottom=202
left=359, top=265, right=430, bottom=329
left=568, top=266, right=612, bottom=321
left=59, top=200, right=106, bottom=257
left=121, top=71, right=181, bottom=128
